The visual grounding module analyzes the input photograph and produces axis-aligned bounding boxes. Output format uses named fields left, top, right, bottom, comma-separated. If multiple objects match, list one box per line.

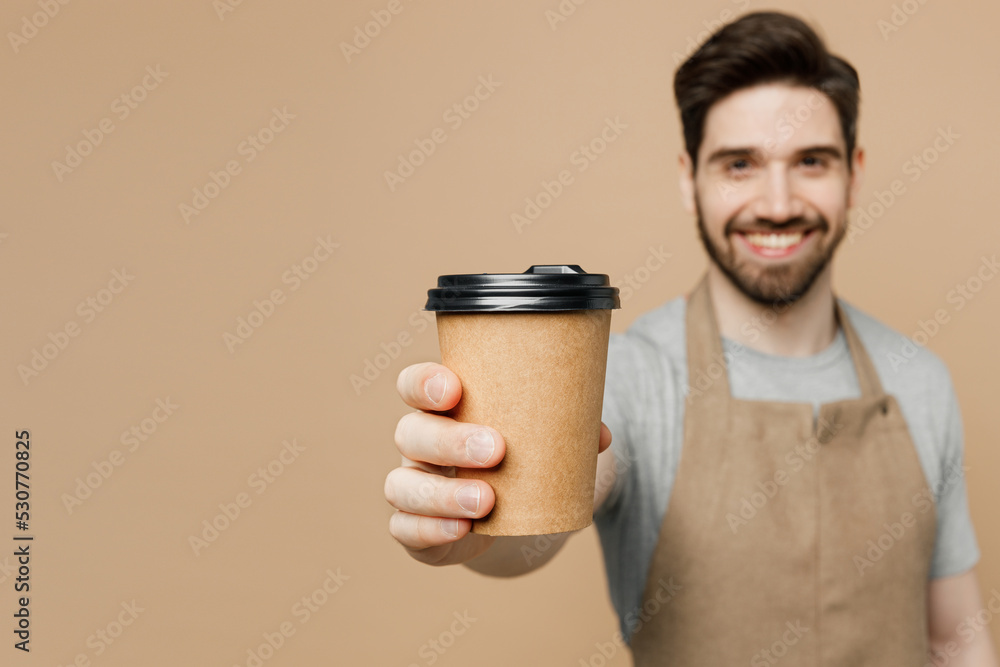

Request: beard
left=696, top=199, right=845, bottom=307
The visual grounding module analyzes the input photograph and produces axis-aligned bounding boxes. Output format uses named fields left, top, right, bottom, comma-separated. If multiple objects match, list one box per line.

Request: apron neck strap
left=834, top=299, right=884, bottom=397
left=685, top=273, right=884, bottom=401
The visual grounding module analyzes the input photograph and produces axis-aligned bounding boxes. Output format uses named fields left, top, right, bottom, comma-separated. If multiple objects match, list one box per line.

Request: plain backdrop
left=2, top=1, right=997, bottom=664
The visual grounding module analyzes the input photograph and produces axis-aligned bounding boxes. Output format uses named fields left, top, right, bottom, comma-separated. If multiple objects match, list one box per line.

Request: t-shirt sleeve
left=928, top=372, right=981, bottom=579
left=593, top=333, right=637, bottom=520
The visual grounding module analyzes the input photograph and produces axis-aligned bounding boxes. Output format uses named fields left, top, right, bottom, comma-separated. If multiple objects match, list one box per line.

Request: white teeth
left=744, top=232, right=804, bottom=249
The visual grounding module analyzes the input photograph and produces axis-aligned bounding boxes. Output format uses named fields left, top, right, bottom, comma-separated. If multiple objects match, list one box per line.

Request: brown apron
left=630, top=275, right=937, bottom=666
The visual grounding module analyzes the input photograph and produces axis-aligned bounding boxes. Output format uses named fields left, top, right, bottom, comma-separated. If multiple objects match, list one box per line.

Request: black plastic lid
left=425, top=265, right=620, bottom=312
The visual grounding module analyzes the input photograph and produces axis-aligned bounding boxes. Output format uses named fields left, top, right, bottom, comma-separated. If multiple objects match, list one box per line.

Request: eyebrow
left=796, top=145, right=844, bottom=160
left=705, top=144, right=845, bottom=165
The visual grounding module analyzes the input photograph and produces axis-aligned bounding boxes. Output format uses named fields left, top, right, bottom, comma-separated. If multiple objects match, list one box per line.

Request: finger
left=388, top=511, right=471, bottom=550
left=397, top=362, right=462, bottom=412
left=395, top=411, right=505, bottom=468
left=385, top=467, right=496, bottom=518
left=598, top=421, right=613, bottom=454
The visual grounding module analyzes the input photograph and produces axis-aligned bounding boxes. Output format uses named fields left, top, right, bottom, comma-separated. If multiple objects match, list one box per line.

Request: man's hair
left=674, top=12, right=860, bottom=171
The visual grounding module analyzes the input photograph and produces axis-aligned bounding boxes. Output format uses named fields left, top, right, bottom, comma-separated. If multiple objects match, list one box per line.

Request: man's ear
left=678, top=151, right=696, bottom=214
left=847, top=146, right=865, bottom=210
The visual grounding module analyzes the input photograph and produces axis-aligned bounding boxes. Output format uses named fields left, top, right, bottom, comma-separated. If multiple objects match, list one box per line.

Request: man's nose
left=751, top=165, right=803, bottom=223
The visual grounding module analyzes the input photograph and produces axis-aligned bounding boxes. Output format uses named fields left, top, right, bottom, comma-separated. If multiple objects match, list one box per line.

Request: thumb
left=598, top=421, right=612, bottom=453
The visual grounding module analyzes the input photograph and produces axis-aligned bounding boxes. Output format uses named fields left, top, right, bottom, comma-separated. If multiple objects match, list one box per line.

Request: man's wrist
left=463, top=533, right=572, bottom=577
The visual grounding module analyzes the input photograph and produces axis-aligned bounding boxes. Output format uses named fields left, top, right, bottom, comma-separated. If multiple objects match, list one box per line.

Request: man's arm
left=387, top=362, right=614, bottom=575
left=927, top=569, right=999, bottom=666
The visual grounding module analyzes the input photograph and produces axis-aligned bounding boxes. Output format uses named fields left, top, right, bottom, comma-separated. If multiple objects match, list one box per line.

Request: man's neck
left=705, top=264, right=838, bottom=358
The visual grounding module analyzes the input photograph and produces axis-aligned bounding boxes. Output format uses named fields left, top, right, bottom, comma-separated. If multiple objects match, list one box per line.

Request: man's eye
left=728, top=159, right=751, bottom=172
left=801, top=155, right=826, bottom=168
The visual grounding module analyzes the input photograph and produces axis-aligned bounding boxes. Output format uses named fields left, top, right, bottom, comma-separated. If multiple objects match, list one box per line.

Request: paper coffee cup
left=425, top=265, right=620, bottom=536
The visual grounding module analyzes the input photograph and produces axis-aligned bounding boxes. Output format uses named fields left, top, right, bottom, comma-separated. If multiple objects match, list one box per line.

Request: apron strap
left=834, top=299, right=885, bottom=398
left=685, top=274, right=885, bottom=401
left=685, top=274, right=731, bottom=403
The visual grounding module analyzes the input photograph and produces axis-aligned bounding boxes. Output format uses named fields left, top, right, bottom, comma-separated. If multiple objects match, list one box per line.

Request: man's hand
left=386, top=361, right=613, bottom=574
left=385, top=362, right=506, bottom=566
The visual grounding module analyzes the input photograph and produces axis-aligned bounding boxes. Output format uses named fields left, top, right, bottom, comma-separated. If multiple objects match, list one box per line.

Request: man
left=384, top=12, right=997, bottom=665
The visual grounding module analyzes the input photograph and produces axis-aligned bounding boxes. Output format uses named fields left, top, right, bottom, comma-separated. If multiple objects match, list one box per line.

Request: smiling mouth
left=735, top=230, right=815, bottom=258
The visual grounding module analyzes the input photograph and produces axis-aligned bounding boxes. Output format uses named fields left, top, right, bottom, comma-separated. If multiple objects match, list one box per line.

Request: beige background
left=2, top=0, right=997, bottom=664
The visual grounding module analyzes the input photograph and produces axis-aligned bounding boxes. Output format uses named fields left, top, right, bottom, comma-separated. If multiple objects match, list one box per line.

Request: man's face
left=680, top=83, right=864, bottom=306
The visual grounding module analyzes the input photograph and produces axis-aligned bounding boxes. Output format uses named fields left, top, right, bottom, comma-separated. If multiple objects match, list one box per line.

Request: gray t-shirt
left=594, top=295, right=981, bottom=642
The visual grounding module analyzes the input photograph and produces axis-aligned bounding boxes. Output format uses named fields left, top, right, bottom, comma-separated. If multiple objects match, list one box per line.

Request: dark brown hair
left=674, top=12, right=860, bottom=171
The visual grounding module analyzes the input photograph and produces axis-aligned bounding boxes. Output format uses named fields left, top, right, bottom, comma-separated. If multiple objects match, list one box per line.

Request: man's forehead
left=699, top=83, right=845, bottom=155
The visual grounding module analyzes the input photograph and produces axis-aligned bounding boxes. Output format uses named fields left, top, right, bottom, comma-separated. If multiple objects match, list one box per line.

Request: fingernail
left=425, top=373, right=447, bottom=405
left=455, top=484, right=481, bottom=514
left=441, top=519, right=459, bottom=538
left=465, top=430, right=495, bottom=465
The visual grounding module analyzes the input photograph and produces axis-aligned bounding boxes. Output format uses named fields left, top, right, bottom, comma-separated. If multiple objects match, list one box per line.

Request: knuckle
left=448, top=427, right=477, bottom=466
left=413, top=474, right=440, bottom=510
left=383, top=469, right=402, bottom=507
left=415, top=515, right=437, bottom=544
left=398, top=362, right=434, bottom=403
left=433, top=480, right=454, bottom=514
left=432, top=427, right=453, bottom=463
left=388, top=469, right=443, bottom=515
left=395, top=366, right=411, bottom=399
left=393, top=412, right=417, bottom=453
left=388, top=511, right=404, bottom=540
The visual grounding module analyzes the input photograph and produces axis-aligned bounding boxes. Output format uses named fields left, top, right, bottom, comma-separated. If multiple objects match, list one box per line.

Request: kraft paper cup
left=425, top=265, right=619, bottom=536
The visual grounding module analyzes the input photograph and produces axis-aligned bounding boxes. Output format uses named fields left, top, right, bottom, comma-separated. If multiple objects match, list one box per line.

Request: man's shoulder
left=609, top=294, right=686, bottom=359
left=605, top=294, right=687, bottom=397
left=838, top=298, right=953, bottom=387
left=606, top=292, right=957, bottom=395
